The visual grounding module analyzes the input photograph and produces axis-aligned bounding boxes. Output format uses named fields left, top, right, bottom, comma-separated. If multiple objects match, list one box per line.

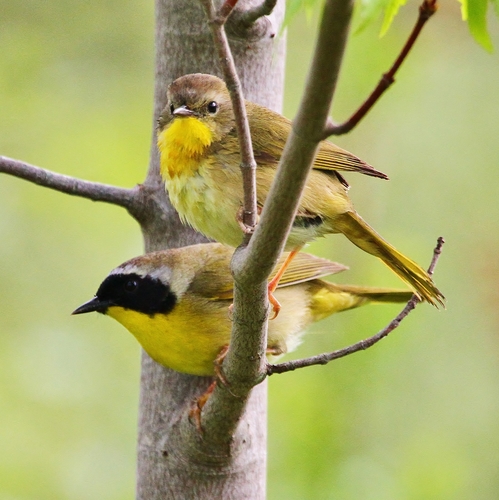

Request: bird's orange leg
left=189, top=343, right=285, bottom=431
left=214, top=344, right=230, bottom=387
left=188, top=380, right=217, bottom=434
left=267, top=246, right=302, bottom=319
left=188, top=345, right=234, bottom=433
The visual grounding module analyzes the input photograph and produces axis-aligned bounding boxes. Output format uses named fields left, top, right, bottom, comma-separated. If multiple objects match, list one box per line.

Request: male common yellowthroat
left=156, top=73, right=444, bottom=307
left=73, top=243, right=413, bottom=376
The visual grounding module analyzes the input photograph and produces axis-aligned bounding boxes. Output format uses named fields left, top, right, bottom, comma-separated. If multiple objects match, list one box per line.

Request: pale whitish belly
left=166, top=167, right=331, bottom=250
left=166, top=170, right=245, bottom=247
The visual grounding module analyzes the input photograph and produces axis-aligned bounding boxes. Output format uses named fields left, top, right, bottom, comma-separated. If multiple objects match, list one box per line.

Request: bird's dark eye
left=169, top=104, right=174, bottom=114
left=207, top=101, right=218, bottom=114
left=124, top=279, right=138, bottom=293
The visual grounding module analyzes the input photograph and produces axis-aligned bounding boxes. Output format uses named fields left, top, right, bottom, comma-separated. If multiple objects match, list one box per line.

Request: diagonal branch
left=192, top=0, right=355, bottom=444
left=323, top=0, right=438, bottom=138
left=267, top=237, right=445, bottom=375
left=0, top=154, right=187, bottom=250
left=0, top=155, right=136, bottom=209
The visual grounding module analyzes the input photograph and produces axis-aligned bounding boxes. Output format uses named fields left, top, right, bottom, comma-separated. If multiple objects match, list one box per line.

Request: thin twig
left=323, top=0, right=438, bottom=138
left=0, top=156, right=136, bottom=208
left=267, top=237, right=445, bottom=375
left=199, top=0, right=258, bottom=236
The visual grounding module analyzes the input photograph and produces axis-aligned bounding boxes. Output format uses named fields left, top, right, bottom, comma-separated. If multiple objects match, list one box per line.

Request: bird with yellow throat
left=156, top=73, right=444, bottom=308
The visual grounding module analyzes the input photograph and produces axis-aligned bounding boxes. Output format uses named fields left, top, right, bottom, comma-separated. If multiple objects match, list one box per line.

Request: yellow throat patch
left=158, top=116, right=213, bottom=179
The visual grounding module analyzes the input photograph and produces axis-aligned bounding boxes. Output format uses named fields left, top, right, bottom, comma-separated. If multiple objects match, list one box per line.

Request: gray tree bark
left=136, top=1, right=286, bottom=498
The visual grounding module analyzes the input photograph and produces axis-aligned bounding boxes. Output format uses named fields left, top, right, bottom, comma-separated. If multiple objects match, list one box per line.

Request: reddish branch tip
left=427, top=236, right=445, bottom=276
left=420, top=0, right=438, bottom=19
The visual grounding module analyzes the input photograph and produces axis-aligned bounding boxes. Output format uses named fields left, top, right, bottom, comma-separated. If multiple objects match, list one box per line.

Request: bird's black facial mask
left=93, top=273, right=177, bottom=316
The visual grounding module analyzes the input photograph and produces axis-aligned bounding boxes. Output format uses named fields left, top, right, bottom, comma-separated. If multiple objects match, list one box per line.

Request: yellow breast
left=105, top=286, right=317, bottom=376
left=158, top=117, right=213, bottom=179
left=107, top=303, right=230, bottom=376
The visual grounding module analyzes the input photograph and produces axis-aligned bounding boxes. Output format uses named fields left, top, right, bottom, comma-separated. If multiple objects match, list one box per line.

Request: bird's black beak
left=72, top=297, right=109, bottom=315
left=173, top=105, right=195, bottom=117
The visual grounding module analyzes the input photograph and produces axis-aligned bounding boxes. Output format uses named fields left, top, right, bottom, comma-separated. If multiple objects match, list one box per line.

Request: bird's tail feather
left=308, top=282, right=413, bottom=322
left=335, top=212, right=444, bottom=307
left=323, top=283, right=414, bottom=304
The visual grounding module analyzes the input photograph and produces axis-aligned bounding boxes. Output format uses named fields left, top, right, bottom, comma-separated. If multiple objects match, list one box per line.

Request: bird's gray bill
left=173, top=106, right=195, bottom=117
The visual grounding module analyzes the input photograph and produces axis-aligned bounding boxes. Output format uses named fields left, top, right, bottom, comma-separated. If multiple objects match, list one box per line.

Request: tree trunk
left=136, top=0, right=286, bottom=497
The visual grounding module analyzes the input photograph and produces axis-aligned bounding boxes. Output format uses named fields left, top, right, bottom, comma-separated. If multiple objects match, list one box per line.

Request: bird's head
left=158, top=73, right=235, bottom=143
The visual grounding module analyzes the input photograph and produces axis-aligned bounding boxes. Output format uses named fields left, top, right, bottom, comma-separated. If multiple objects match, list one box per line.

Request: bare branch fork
left=267, top=237, right=445, bottom=375
left=324, top=0, right=438, bottom=137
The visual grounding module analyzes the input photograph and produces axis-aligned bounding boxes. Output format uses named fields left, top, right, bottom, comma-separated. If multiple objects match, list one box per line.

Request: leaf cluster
left=286, top=0, right=498, bottom=50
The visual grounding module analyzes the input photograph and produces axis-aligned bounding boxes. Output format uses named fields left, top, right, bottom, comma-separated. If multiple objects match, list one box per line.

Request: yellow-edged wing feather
left=246, top=101, right=388, bottom=180
left=272, top=252, right=347, bottom=287
left=191, top=250, right=348, bottom=301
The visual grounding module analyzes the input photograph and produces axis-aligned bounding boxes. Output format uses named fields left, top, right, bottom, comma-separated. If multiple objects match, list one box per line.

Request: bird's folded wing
left=313, top=143, right=388, bottom=180
left=202, top=252, right=347, bottom=301
left=272, top=252, right=347, bottom=288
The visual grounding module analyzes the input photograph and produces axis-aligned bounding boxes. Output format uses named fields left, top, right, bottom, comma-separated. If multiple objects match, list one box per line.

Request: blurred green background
left=1, top=0, right=498, bottom=498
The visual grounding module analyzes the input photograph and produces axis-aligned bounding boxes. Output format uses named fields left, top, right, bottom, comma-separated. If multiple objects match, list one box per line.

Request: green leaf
left=379, top=0, right=407, bottom=37
left=287, top=0, right=496, bottom=51
left=353, top=0, right=389, bottom=34
left=462, top=0, right=494, bottom=51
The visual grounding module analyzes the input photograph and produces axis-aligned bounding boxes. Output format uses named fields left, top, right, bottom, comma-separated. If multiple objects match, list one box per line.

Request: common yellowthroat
left=156, top=73, right=444, bottom=307
left=73, top=243, right=413, bottom=376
